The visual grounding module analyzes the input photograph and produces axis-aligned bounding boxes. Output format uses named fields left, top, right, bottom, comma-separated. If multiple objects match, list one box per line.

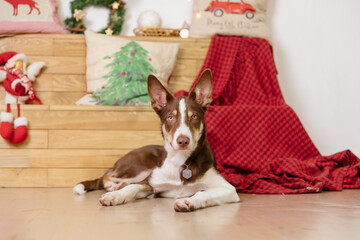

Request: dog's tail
left=73, top=177, right=104, bottom=195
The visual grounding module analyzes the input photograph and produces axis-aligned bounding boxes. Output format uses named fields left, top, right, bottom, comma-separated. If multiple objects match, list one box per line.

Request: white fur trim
left=27, top=62, right=45, bottom=81
left=5, top=53, right=28, bottom=71
left=0, top=112, right=13, bottom=123
left=14, top=117, right=27, bottom=128
left=5, top=93, right=28, bottom=105
left=0, top=70, right=6, bottom=81
left=73, top=184, right=86, bottom=195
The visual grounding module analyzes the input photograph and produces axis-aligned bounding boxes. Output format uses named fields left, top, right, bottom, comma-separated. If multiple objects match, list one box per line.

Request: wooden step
left=0, top=149, right=131, bottom=168
left=0, top=105, right=160, bottom=130
left=48, top=130, right=163, bottom=149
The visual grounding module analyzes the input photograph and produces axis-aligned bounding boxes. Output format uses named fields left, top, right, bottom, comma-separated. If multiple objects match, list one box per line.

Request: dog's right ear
left=189, top=69, right=213, bottom=109
left=147, top=75, right=173, bottom=113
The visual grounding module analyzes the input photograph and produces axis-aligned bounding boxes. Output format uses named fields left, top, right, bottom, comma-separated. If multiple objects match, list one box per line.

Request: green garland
left=64, top=0, right=125, bottom=35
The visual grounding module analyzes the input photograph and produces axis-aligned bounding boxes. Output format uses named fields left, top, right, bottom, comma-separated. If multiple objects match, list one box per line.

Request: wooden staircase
left=0, top=34, right=210, bottom=187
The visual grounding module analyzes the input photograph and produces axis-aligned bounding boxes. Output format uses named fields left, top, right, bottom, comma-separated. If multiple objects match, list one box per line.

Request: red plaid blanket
left=176, top=36, right=360, bottom=194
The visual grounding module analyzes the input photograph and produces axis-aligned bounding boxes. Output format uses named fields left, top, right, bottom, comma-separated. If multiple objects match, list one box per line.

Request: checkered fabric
left=176, top=36, right=360, bottom=194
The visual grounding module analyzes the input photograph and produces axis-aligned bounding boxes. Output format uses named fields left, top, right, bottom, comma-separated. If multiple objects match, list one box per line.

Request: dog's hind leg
left=103, top=181, right=129, bottom=192
left=99, top=183, right=153, bottom=206
left=103, top=170, right=152, bottom=192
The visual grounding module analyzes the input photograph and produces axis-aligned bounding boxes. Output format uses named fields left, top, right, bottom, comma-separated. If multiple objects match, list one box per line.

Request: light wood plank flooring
left=0, top=188, right=359, bottom=240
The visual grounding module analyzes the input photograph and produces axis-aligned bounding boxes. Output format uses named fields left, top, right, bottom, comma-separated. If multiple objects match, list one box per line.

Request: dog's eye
left=167, top=115, right=174, bottom=121
left=191, top=114, right=198, bottom=119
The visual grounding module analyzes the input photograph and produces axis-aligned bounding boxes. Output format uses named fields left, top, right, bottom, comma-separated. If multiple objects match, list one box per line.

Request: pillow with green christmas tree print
left=92, top=41, right=157, bottom=105
left=76, top=30, right=179, bottom=106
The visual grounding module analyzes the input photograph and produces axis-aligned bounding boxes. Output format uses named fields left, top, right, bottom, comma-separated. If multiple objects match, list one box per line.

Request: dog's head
left=148, top=69, right=213, bottom=153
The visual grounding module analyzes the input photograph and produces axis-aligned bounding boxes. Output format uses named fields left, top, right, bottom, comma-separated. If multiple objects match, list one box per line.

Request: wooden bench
left=0, top=34, right=210, bottom=187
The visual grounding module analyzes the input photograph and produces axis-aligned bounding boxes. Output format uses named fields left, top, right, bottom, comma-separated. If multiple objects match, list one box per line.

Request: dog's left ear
left=148, top=75, right=173, bottom=113
left=190, top=69, right=213, bottom=109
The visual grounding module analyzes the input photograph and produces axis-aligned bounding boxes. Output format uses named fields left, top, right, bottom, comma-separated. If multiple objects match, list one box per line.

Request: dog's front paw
left=99, top=192, right=125, bottom=206
left=99, top=192, right=116, bottom=206
left=174, top=198, right=195, bottom=212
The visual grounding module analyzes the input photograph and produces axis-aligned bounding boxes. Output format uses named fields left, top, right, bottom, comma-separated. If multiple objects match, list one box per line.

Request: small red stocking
left=0, top=112, right=14, bottom=140
left=10, top=116, right=28, bottom=144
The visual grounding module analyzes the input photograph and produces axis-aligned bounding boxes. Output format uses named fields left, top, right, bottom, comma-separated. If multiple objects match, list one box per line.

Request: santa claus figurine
left=0, top=51, right=45, bottom=144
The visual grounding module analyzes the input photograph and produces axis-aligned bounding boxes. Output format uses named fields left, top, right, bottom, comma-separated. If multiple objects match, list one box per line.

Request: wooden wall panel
left=48, top=130, right=163, bottom=149
left=48, top=92, right=85, bottom=105
left=167, top=76, right=197, bottom=93
left=53, top=39, right=86, bottom=57
left=0, top=149, right=129, bottom=168
left=24, top=110, right=160, bottom=130
left=0, top=169, right=47, bottom=187
left=32, top=74, right=54, bottom=91
left=0, top=37, right=53, bottom=56
left=34, top=74, right=86, bottom=92
left=30, top=56, right=85, bottom=74
left=172, top=59, right=204, bottom=77
left=0, top=150, right=31, bottom=168
left=52, top=74, right=86, bottom=92
left=0, top=37, right=10, bottom=52
left=47, top=169, right=108, bottom=187
left=0, top=131, right=48, bottom=149
left=48, top=105, right=153, bottom=112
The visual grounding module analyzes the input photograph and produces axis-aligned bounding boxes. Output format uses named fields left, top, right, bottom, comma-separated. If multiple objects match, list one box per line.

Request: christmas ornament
left=65, top=0, right=125, bottom=35
left=111, top=1, right=120, bottom=10
left=0, top=51, right=44, bottom=145
left=105, top=27, right=114, bottom=36
left=73, top=9, right=87, bottom=22
left=180, top=22, right=190, bottom=38
left=137, top=10, right=162, bottom=28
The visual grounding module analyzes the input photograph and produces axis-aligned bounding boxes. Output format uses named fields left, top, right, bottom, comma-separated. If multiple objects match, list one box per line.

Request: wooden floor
left=1, top=188, right=360, bottom=240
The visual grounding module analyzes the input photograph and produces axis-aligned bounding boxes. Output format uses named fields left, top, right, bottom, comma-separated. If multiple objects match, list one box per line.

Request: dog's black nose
left=177, top=135, right=190, bottom=148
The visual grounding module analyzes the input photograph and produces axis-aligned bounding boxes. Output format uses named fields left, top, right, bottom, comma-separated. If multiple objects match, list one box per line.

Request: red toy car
left=205, top=0, right=256, bottom=19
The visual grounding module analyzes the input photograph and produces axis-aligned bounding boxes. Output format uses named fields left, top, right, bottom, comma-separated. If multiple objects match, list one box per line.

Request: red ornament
left=122, top=71, right=125, bottom=75
left=134, top=49, right=137, bottom=52
left=148, top=58, right=152, bottom=61
left=101, top=86, right=105, bottom=89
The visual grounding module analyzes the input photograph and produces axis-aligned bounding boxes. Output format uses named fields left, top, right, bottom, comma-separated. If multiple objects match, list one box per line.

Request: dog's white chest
left=149, top=156, right=207, bottom=198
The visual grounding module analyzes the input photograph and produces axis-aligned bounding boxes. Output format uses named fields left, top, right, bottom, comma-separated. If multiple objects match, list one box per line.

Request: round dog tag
left=182, top=168, right=192, bottom=179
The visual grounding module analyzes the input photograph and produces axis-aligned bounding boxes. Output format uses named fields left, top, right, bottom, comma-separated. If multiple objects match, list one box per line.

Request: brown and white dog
left=73, top=69, right=240, bottom=212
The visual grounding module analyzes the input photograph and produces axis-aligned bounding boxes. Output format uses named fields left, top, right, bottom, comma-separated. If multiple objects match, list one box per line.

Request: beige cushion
left=85, top=30, right=179, bottom=92
left=0, top=0, right=65, bottom=34
left=76, top=30, right=179, bottom=105
left=190, top=0, right=270, bottom=41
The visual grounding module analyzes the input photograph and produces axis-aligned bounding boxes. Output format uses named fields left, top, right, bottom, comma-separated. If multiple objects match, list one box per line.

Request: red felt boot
left=0, top=112, right=14, bottom=140
left=10, top=116, right=28, bottom=144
